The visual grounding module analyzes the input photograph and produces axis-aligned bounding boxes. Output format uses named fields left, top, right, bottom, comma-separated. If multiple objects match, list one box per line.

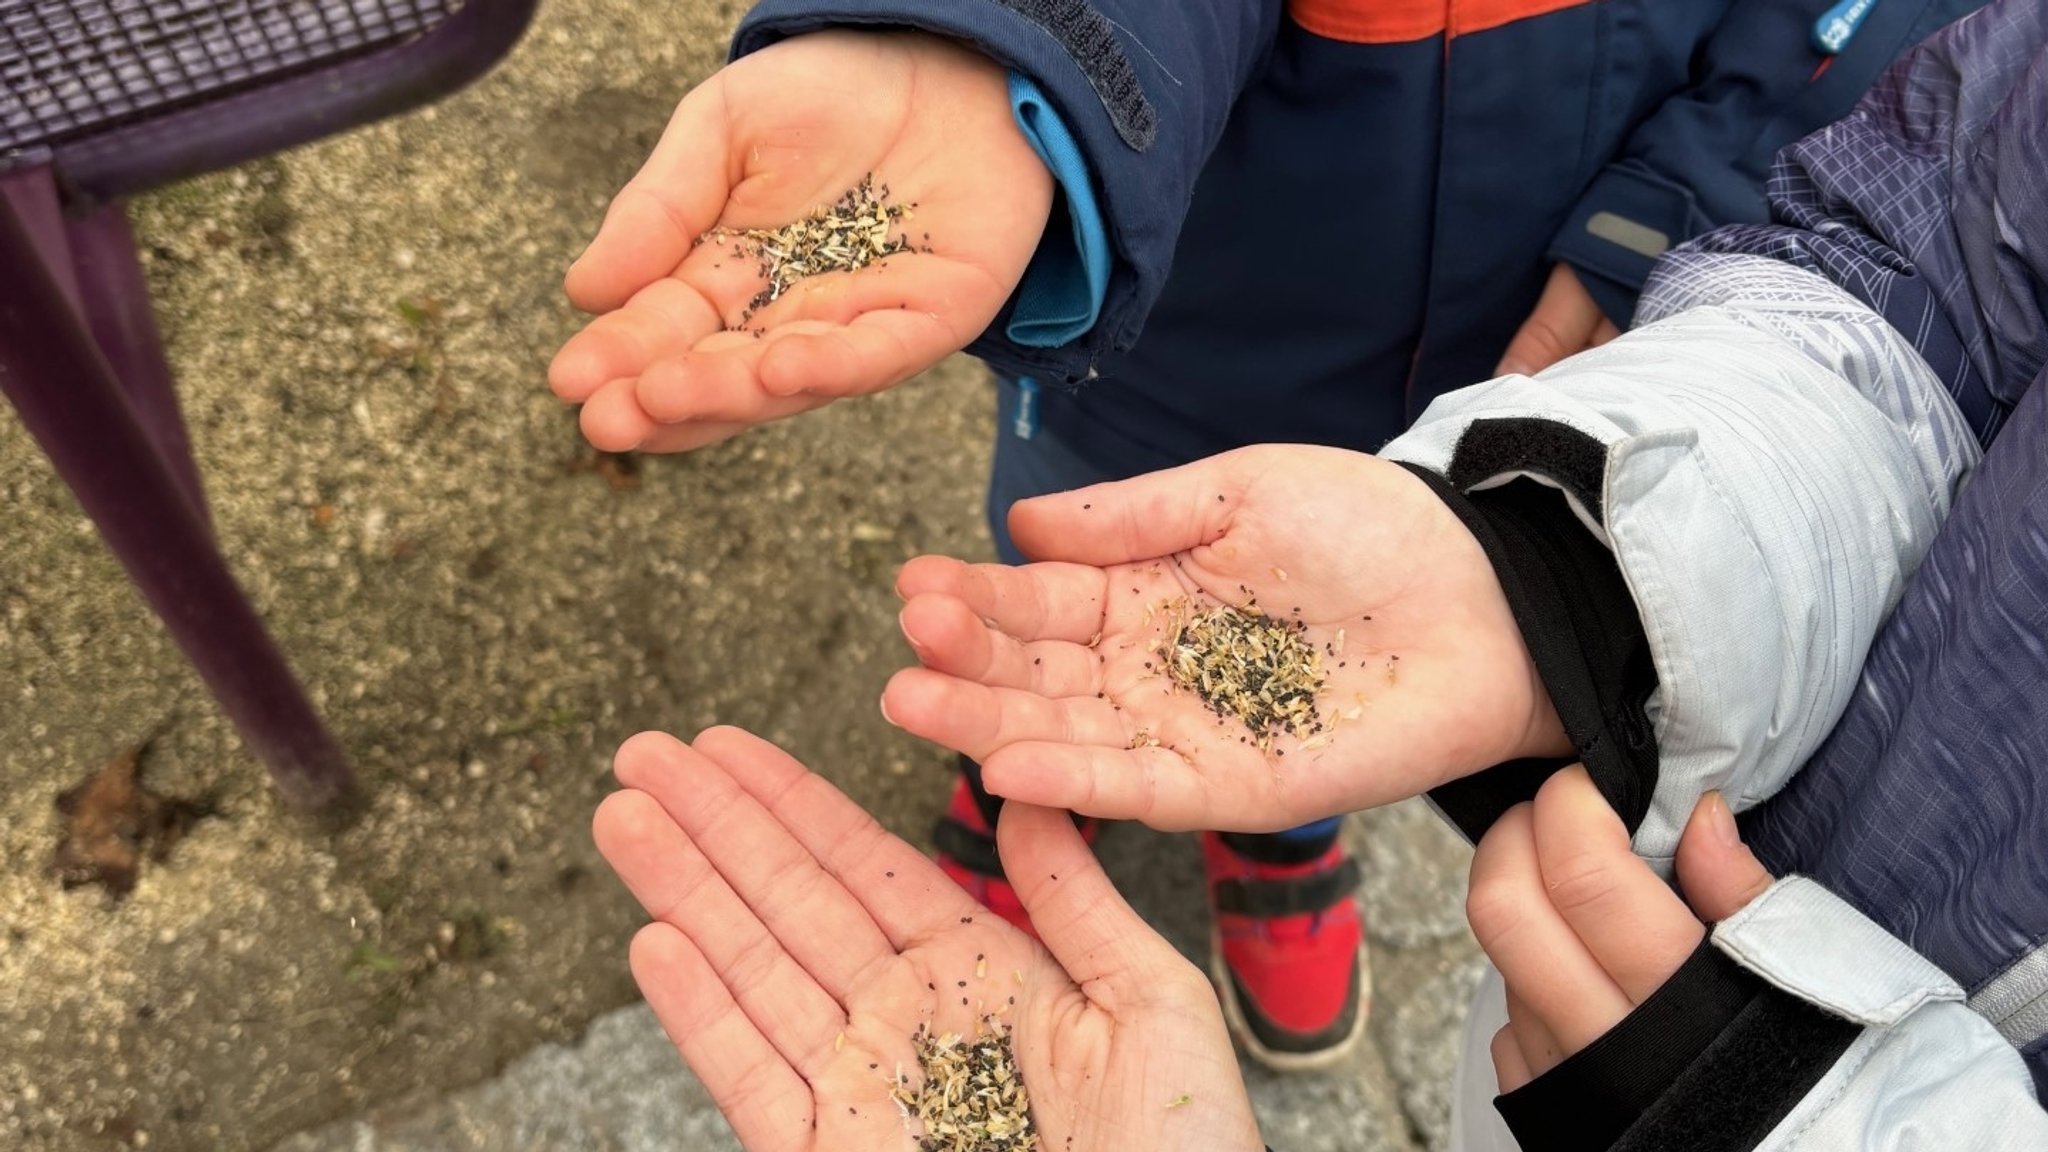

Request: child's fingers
left=635, top=344, right=812, bottom=426
left=898, top=593, right=1103, bottom=696
left=1008, top=456, right=1242, bottom=567
left=596, top=792, right=848, bottom=1077
left=1467, top=806, right=1635, bottom=1056
left=610, top=736, right=898, bottom=1006
left=636, top=420, right=753, bottom=454
left=629, top=923, right=815, bottom=1152
left=1000, top=800, right=1198, bottom=996
left=980, top=741, right=1221, bottom=831
left=685, top=726, right=987, bottom=951
left=740, top=253, right=985, bottom=335
left=579, top=378, right=661, bottom=453
left=880, top=667, right=1130, bottom=761
left=893, top=556, right=1112, bottom=644
left=551, top=277, right=728, bottom=403
left=741, top=257, right=997, bottom=398
left=1674, top=792, right=1778, bottom=924
left=567, top=82, right=736, bottom=313
left=1491, top=1024, right=1533, bottom=1093
left=1531, top=766, right=1704, bottom=1003
left=1503, top=990, right=1568, bottom=1080
left=756, top=307, right=962, bottom=400
left=636, top=303, right=964, bottom=414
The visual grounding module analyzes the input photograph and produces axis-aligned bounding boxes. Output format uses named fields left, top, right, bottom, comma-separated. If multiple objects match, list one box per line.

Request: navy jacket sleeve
left=1549, top=0, right=1988, bottom=326
left=731, top=0, right=1285, bottom=384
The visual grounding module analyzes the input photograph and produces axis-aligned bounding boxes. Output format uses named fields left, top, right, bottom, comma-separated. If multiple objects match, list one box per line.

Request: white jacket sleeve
left=1446, top=879, right=2048, bottom=1152
left=1713, top=878, right=2048, bottom=1150
left=1381, top=253, right=1979, bottom=863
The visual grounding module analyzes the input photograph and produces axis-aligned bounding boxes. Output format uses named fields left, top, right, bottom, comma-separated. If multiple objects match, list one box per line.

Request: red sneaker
left=1203, top=831, right=1370, bottom=1071
left=932, top=776, right=1096, bottom=939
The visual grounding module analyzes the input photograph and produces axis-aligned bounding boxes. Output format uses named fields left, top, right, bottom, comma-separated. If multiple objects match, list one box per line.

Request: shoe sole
left=1209, top=926, right=1372, bottom=1073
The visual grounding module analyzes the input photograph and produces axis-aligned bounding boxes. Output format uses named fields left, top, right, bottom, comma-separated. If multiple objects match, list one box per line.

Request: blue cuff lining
left=1006, top=73, right=1111, bottom=348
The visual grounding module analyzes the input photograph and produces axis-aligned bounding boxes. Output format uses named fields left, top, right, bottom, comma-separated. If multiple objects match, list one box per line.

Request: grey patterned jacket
left=1386, top=0, right=2048, bottom=1144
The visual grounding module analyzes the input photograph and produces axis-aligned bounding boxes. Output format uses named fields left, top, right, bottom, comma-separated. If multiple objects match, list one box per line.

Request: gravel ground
left=0, top=0, right=1484, bottom=1148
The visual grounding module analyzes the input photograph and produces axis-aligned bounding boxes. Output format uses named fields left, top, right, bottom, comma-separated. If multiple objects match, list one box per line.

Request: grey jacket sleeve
left=1380, top=252, right=1980, bottom=865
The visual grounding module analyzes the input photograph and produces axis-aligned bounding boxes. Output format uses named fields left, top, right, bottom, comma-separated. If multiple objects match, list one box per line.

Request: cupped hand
left=593, top=727, right=1261, bottom=1152
left=881, top=445, right=1570, bottom=833
left=551, top=30, right=1055, bottom=453
left=1466, top=766, right=1777, bottom=1089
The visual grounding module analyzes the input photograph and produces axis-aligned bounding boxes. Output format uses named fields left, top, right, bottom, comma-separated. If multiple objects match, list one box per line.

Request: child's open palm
left=594, top=728, right=1261, bottom=1152
left=883, top=446, right=1572, bottom=832
left=551, top=31, right=1054, bottom=453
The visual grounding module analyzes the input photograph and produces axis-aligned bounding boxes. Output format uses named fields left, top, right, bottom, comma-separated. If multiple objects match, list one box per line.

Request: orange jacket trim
left=1288, top=0, right=1594, bottom=45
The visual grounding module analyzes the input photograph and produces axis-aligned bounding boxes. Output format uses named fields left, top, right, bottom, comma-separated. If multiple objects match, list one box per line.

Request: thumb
left=997, top=802, right=1182, bottom=992
left=1008, top=453, right=1243, bottom=565
left=1495, top=264, right=1603, bottom=377
left=565, top=80, right=735, bottom=314
left=1673, top=792, right=1777, bottom=923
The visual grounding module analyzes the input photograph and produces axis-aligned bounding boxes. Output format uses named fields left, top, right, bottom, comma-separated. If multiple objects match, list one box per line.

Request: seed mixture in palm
left=893, top=1016, right=1040, bottom=1152
left=698, top=174, right=918, bottom=322
left=1157, top=597, right=1327, bottom=749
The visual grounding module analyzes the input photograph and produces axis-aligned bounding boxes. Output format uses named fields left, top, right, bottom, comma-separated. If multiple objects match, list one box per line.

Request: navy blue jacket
left=736, top=0, right=1984, bottom=472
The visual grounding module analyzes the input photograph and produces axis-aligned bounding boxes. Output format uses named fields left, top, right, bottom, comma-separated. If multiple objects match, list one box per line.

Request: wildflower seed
left=1152, top=597, right=1326, bottom=749
left=894, top=1016, right=1040, bottom=1151
left=699, top=174, right=916, bottom=322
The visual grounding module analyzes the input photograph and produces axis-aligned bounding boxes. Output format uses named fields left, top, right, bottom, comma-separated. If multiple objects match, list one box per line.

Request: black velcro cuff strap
left=1402, top=460, right=1658, bottom=840
left=1211, top=856, right=1361, bottom=918
left=1496, top=940, right=1757, bottom=1150
left=995, top=0, right=1156, bottom=150
left=1493, top=937, right=1862, bottom=1152
left=1610, top=970, right=1861, bottom=1152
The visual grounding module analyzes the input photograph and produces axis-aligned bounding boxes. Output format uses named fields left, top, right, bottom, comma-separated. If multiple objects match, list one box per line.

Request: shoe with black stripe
left=932, top=776, right=1097, bottom=937
left=1203, top=831, right=1370, bottom=1071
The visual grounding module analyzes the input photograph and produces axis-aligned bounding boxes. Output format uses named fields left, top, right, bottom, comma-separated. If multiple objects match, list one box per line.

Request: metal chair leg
left=0, top=169, right=355, bottom=812
left=67, top=204, right=215, bottom=530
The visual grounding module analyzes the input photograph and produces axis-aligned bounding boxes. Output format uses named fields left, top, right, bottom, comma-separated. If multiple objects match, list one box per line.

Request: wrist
left=1518, top=655, right=1572, bottom=760
left=1400, top=461, right=1659, bottom=839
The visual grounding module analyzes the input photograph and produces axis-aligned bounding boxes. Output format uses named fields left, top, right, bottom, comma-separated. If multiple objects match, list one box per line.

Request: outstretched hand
left=594, top=727, right=1261, bottom=1152
left=882, top=445, right=1570, bottom=833
left=551, top=30, right=1054, bottom=453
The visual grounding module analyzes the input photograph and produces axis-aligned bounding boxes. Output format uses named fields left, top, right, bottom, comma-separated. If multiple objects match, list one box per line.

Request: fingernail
left=1703, top=792, right=1739, bottom=846
left=897, top=614, right=933, bottom=660
left=879, top=694, right=898, bottom=726
left=1498, top=359, right=1531, bottom=378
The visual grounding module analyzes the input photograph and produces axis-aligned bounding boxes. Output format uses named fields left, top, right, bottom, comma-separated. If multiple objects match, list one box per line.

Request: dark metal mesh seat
left=1, top=0, right=535, bottom=810
left=3, top=0, right=463, bottom=153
